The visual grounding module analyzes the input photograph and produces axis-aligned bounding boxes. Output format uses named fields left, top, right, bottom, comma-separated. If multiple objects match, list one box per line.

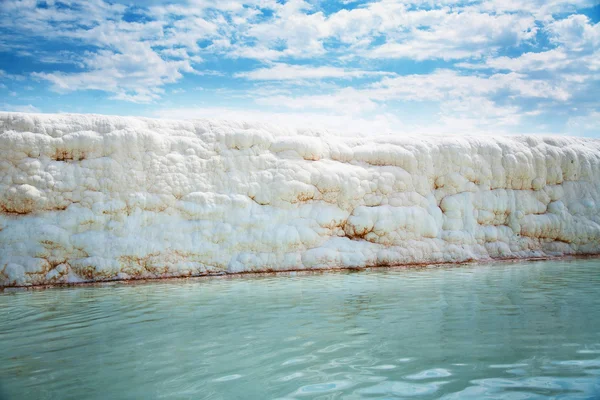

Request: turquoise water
left=1, top=259, right=600, bottom=400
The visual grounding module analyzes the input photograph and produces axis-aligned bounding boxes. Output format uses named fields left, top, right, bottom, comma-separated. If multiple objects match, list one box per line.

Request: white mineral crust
left=0, top=112, right=599, bottom=286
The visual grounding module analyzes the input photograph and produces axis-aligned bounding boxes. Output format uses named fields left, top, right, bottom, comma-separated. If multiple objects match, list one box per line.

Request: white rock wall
left=1, top=112, right=599, bottom=286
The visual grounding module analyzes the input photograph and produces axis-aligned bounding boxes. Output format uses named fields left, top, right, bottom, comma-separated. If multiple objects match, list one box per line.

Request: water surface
left=1, top=259, right=600, bottom=399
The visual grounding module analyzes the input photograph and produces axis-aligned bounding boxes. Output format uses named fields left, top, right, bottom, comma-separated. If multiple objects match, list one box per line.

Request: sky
left=0, top=0, right=599, bottom=136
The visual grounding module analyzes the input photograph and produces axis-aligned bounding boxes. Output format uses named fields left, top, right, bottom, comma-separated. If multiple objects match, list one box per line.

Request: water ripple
left=1, top=259, right=600, bottom=399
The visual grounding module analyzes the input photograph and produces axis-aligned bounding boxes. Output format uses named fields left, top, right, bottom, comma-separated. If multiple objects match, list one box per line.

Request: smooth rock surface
left=1, top=112, right=599, bottom=286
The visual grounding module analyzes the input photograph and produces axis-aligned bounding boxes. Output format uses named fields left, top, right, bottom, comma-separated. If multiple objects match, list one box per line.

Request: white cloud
left=547, top=14, right=600, bottom=49
left=32, top=43, right=194, bottom=103
left=234, top=63, right=393, bottom=81
left=260, top=69, right=571, bottom=111
left=474, top=0, right=596, bottom=17
left=1, top=103, right=40, bottom=113
left=223, top=2, right=539, bottom=62
left=452, top=15, right=600, bottom=124
left=153, top=106, right=407, bottom=136
left=366, top=12, right=537, bottom=61
left=472, top=49, right=571, bottom=72
left=1, top=1, right=209, bottom=102
left=0, top=70, right=26, bottom=81
left=255, top=87, right=378, bottom=114
left=0, top=0, right=598, bottom=137
left=567, top=111, right=600, bottom=133
left=241, top=67, right=575, bottom=134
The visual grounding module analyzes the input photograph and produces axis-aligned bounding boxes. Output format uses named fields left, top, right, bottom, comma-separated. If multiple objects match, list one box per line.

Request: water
left=1, top=259, right=600, bottom=400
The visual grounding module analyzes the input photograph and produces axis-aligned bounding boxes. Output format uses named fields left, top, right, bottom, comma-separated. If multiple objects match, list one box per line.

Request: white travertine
left=0, top=112, right=598, bottom=286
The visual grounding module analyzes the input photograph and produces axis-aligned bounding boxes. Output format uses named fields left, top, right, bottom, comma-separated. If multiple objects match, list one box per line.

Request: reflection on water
left=1, top=259, right=600, bottom=399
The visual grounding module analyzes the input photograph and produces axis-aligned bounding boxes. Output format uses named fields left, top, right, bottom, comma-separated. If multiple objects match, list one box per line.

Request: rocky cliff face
left=1, top=112, right=599, bottom=286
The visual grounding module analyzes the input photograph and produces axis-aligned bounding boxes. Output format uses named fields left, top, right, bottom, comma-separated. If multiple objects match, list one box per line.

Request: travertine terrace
left=1, top=112, right=599, bottom=286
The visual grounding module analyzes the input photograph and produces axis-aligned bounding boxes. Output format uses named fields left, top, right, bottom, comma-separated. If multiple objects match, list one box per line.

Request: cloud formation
left=0, top=0, right=598, bottom=135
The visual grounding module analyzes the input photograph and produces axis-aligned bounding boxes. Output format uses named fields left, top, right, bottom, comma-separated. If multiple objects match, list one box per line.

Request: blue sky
left=1, top=0, right=599, bottom=136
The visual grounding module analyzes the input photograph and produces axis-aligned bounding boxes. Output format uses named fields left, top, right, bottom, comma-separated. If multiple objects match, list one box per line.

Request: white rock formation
left=0, top=112, right=599, bottom=286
